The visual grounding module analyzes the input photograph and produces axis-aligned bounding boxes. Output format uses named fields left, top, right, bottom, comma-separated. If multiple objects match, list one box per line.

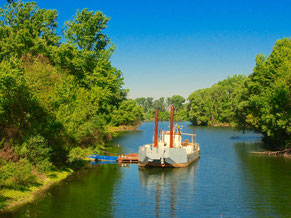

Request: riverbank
left=0, top=125, right=137, bottom=213
left=108, top=125, right=139, bottom=132
left=0, top=168, right=73, bottom=213
left=211, top=123, right=233, bottom=127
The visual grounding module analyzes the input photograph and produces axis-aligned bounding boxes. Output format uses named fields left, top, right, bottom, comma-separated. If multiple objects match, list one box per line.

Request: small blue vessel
left=88, top=154, right=119, bottom=162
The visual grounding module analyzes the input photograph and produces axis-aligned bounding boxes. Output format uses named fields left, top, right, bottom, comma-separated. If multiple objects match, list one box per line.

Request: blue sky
left=1, top=0, right=291, bottom=99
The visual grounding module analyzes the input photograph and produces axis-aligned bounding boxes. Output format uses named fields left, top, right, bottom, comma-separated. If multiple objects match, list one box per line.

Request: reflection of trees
left=6, top=164, right=122, bottom=217
left=139, top=161, right=199, bottom=217
left=234, top=142, right=291, bottom=217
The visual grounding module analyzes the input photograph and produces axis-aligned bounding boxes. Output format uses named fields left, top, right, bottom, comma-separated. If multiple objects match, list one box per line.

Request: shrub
left=36, top=159, right=53, bottom=173
left=19, top=135, right=52, bottom=166
left=0, top=159, right=36, bottom=189
left=68, top=147, right=88, bottom=168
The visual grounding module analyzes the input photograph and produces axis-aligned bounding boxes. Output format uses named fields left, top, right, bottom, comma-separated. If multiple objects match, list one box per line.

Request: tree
left=169, top=95, right=185, bottom=111
left=0, top=1, right=59, bottom=60
left=60, top=8, right=126, bottom=110
left=111, top=100, right=143, bottom=126
left=235, top=38, right=291, bottom=147
left=153, top=97, right=166, bottom=111
left=64, top=9, right=110, bottom=52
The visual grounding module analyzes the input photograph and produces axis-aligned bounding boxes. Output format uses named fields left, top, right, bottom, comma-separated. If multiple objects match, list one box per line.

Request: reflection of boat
left=139, top=161, right=199, bottom=217
left=138, top=106, right=200, bottom=167
left=139, top=160, right=199, bottom=186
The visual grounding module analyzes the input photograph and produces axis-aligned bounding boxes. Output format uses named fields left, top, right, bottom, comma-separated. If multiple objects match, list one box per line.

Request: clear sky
left=1, top=0, right=291, bottom=99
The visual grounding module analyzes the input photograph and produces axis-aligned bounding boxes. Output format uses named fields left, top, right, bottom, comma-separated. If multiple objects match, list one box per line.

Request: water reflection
left=234, top=142, right=291, bottom=217
left=138, top=161, right=199, bottom=217
left=4, top=164, right=122, bottom=218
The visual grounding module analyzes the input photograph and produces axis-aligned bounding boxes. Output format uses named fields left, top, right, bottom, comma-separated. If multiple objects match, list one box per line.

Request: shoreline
left=251, top=149, right=291, bottom=158
left=108, top=125, right=139, bottom=132
left=0, top=125, right=137, bottom=214
left=0, top=168, right=73, bottom=213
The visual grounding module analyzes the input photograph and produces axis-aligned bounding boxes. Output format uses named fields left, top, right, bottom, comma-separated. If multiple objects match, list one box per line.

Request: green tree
left=168, top=95, right=185, bottom=111
left=0, top=1, right=59, bottom=60
left=64, top=9, right=110, bottom=52
left=111, top=100, right=143, bottom=126
left=153, top=97, right=166, bottom=112
left=236, top=38, right=291, bottom=147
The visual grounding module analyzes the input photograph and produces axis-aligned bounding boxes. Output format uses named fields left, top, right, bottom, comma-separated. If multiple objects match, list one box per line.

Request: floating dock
left=117, top=153, right=138, bottom=164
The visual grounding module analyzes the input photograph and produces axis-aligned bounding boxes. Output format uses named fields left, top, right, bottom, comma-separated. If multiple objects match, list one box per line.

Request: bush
left=68, top=147, right=88, bottom=168
left=0, top=159, right=36, bottom=189
left=36, top=159, right=53, bottom=173
left=19, top=135, right=52, bottom=166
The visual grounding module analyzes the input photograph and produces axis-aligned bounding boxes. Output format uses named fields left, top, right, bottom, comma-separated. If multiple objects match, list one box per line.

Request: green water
left=3, top=122, right=291, bottom=217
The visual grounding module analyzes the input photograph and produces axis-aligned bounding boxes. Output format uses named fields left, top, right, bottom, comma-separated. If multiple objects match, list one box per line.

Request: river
left=4, top=122, right=291, bottom=217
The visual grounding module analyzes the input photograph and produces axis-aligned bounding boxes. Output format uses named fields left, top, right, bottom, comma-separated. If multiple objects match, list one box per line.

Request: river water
left=5, top=122, right=291, bottom=217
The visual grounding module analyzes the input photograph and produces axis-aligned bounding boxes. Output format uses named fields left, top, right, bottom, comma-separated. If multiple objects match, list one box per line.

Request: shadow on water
left=234, top=142, right=291, bottom=217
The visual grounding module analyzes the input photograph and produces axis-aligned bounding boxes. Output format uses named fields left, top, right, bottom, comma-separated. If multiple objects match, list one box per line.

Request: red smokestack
left=154, top=109, right=159, bottom=148
left=170, top=106, right=174, bottom=148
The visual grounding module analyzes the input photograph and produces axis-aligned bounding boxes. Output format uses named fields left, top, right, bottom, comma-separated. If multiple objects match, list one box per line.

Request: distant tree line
left=135, top=95, right=188, bottom=121
left=188, top=74, right=247, bottom=126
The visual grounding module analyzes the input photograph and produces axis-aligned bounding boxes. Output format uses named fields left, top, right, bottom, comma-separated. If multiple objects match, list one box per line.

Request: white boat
left=138, top=106, right=200, bottom=167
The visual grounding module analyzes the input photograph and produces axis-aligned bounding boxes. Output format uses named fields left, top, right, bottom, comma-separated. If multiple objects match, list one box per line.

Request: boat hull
left=138, top=146, right=200, bottom=168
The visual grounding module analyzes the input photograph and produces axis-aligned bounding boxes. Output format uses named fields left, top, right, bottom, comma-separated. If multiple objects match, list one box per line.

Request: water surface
left=5, top=122, right=291, bottom=217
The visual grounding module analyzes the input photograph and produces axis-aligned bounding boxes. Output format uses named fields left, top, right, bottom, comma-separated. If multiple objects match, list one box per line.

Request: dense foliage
left=235, top=38, right=291, bottom=147
left=135, top=95, right=188, bottom=121
left=0, top=0, right=143, bottom=188
left=188, top=75, right=247, bottom=126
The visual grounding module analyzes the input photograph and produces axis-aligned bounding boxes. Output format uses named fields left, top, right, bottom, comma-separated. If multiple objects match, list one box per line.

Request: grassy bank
left=108, top=125, right=139, bottom=132
left=0, top=168, right=73, bottom=213
left=0, top=125, right=134, bottom=213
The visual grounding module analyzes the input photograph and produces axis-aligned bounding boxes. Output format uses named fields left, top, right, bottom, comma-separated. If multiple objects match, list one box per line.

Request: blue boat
left=88, top=154, right=119, bottom=162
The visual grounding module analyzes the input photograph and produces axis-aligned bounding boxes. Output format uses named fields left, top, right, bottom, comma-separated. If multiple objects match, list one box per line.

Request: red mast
left=154, top=109, right=159, bottom=148
left=170, top=106, right=174, bottom=148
